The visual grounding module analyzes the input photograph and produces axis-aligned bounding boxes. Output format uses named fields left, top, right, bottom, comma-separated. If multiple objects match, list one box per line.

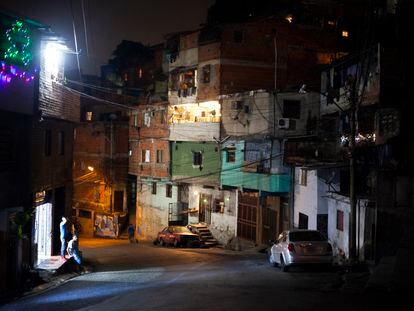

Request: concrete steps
left=188, top=223, right=218, bottom=247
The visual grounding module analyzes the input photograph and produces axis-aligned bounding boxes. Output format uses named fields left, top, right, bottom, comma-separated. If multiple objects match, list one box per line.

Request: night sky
left=0, top=0, right=215, bottom=75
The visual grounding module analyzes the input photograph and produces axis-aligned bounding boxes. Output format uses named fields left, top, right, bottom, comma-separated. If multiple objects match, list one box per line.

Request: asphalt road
left=0, top=238, right=404, bottom=311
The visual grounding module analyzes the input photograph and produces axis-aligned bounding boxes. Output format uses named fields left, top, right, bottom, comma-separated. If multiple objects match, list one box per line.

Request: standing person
left=60, top=216, right=68, bottom=260
left=128, top=224, right=135, bottom=243
left=67, top=235, right=82, bottom=268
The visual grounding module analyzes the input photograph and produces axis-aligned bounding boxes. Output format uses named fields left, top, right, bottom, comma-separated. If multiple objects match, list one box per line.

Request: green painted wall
left=221, top=141, right=290, bottom=193
left=171, top=141, right=220, bottom=183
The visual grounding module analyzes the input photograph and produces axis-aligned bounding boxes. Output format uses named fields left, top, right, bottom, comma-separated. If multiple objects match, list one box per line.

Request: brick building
left=0, top=11, right=79, bottom=296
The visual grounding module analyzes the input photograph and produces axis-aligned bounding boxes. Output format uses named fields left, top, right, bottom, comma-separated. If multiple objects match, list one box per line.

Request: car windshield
left=172, top=226, right=192, bottom=233
left=289, top=231, right=326, bottom=242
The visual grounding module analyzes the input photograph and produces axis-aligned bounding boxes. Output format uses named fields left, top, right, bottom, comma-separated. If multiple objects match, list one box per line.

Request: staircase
left=188, top=223, right=218, bottom=247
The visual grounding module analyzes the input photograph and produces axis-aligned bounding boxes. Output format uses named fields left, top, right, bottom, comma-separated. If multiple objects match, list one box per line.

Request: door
left=237, top=191, right=259, bottom=242
left=114, top=191, right=124, bottom=212
left=199, top=194, right=212, bottom=224
left=34, top=203, right=52, bottom=264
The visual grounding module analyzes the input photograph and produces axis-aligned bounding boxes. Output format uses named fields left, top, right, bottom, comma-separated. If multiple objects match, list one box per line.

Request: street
left=0, top=238, right=404, bottom=311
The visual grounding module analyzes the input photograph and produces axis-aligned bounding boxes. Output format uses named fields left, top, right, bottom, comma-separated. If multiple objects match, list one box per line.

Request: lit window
left=86, top=111, right=92, bottom=121
left=142, top=149, right=150, bottom=163
left=342, top=30, right=349, bottom=38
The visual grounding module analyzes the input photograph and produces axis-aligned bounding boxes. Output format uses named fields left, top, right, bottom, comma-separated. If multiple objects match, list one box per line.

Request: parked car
left=268, top=230, right=333, bottom=272
left=154, top=226, right=202, bottom=248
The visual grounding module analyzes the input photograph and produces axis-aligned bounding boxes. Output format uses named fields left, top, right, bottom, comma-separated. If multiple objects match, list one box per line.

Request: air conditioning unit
left=278, top=118, right=290, bottom=129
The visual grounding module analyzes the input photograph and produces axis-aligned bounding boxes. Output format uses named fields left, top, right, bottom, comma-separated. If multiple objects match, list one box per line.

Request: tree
left=108, top=40, right=153, bottom=74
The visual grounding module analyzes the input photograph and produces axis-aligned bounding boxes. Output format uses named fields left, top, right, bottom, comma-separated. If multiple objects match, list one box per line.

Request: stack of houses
left=1, top=0, right=412, bottom=297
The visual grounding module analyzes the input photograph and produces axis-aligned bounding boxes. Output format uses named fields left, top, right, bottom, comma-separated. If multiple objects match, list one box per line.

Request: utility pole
left=349, top=79, right=357, bottom=262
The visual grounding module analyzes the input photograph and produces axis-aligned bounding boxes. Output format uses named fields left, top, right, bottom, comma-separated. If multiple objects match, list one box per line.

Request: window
left=226, top=149, right=235, bottom=163
left=202, top=65, right=211, bottom=83
left=144, top=112, right=151, bottom=127
left=133, top=113, right=138, bottom=127
left=44, top=129, right=51, bottom=156
left=86, top=111, right=93, bottom=121
left=78, top=209, right=92, bottom=219
left=283, top=100, right=301, bottom=119
left=213, top=199, right=224, bottom=213
left=58, top=131, right=65, bottom=155
left=300, top=169, right=307, bottom=186
left=336, top=210, right=344, bottom=231
left=152, top=182, right=157, bottom=195
left=166, top=184, right=172, bottom=198
left=142, top=149, right=150, bottom=163
left=159, top=110, right=165, bottom=124
left=193, top=151, right=203, bottom=166
left=233, top=30, right=243, bottom=43
left=156, top=150, right=163, bottom=163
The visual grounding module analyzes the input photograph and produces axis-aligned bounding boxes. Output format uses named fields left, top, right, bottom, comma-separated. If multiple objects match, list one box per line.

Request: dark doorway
left=317, top=214, right=328, bottom=236
left=298, top=212, right=308, bottom=229
left=114, top=191, right=124, bottom=212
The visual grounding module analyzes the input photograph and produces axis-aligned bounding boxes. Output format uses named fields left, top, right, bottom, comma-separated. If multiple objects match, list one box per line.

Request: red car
left=154, top=226, right=201, bottom=247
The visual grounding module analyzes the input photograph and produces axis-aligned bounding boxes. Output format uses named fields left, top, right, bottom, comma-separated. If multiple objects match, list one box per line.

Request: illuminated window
left=142, top=149, right=150, bottom=163
left=138, top=68, right=143, bottom=79
left=86, top=111, right=92, bottom=121
left=342, top=30, right=349, bottom=38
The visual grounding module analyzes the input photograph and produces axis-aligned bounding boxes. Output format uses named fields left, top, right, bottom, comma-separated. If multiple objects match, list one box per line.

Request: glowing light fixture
left=43, top=42, right=67, bottom=77
left=342, top=30, right=349, bottom=38
left=87, top=166, right=94, bottom=171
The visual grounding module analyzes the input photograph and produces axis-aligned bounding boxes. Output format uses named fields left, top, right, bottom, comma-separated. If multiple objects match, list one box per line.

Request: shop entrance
left=34, top=203, right=52, bottom=265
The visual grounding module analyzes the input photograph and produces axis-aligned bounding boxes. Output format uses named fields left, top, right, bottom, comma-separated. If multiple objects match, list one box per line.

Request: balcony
left=168, top=101, right=221, bottom=141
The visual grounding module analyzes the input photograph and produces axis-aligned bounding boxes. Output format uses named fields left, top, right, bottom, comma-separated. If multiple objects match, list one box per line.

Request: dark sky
left=1, top=0, right=215, bottom=75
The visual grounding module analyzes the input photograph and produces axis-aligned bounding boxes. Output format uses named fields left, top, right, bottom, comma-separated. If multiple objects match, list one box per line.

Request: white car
left=268, top=230, right=333, bottom=272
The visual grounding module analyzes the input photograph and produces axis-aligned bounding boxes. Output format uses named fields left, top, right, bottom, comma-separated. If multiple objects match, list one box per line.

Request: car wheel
left=159, top=239, right=165, bottom=247
left=280, top=255, right=289, bottom=272
left=268, top=250, right=277, bottom=267
left=173, top=239, right=179, bottom=248
left=153, top=239, right=158, bottom=245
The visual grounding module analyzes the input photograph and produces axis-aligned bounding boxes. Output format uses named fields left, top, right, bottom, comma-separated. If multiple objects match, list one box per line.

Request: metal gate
left=262, top=196, right=280, bottom=243
left=237, top=192, right=259, bottom=242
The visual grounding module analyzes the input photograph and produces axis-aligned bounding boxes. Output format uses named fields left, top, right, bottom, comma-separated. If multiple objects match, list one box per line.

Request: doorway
left=199, top=193, right=212, bottom=224
left=34, top=203, right=52, bottom=265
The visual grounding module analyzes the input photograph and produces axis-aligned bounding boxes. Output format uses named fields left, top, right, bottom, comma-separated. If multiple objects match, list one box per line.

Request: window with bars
left=193, top=151, right=203, bottom=166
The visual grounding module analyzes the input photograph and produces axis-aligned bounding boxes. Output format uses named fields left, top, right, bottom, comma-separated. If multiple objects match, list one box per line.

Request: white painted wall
left=136, top=182, right=178, bottom=241
left=294, top=168, right=318, bottom=229
left=169, top=48, right=198, bottom=70
left=327, top=195, right=366, bottom=261
left=169, top=122, right=220, bottom=142
left=188, top=185, right=237, bottom=245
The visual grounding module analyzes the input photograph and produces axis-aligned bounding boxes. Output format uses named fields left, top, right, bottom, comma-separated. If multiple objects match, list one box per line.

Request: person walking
left=128, top=224, right=135, bottom=243
left=60, top=216, right=68, bottom=260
